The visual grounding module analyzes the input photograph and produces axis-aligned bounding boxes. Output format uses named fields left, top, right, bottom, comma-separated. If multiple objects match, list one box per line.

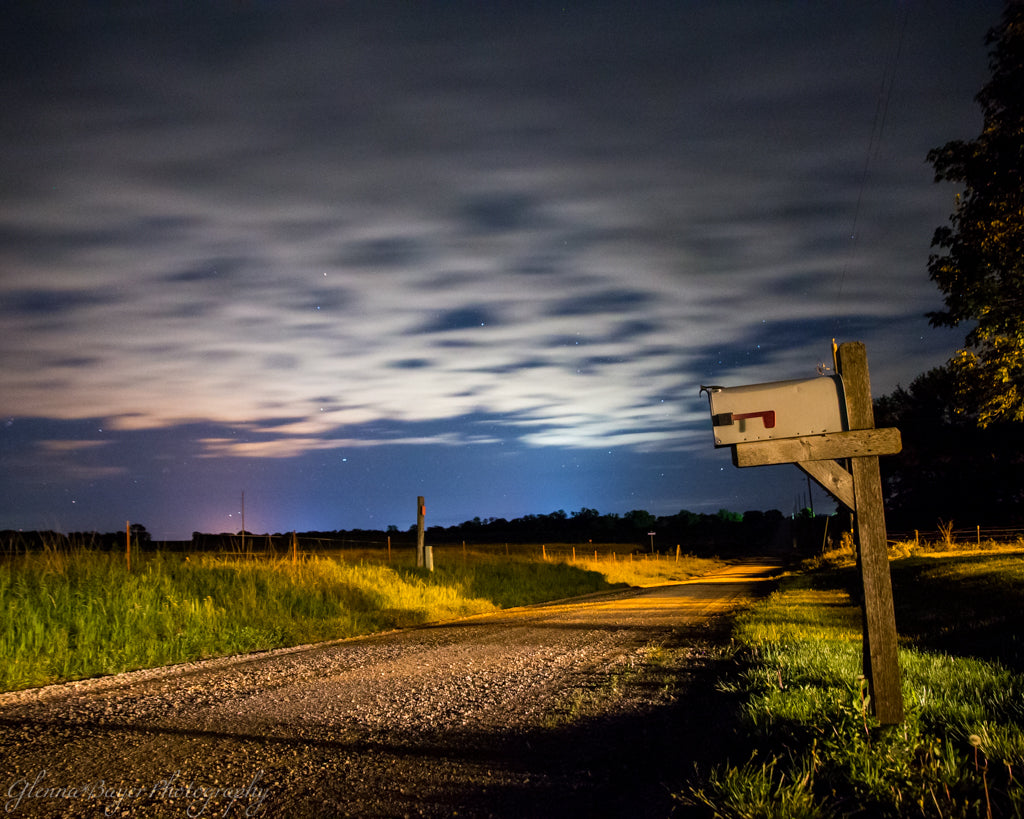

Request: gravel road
left=0, top=559, right=779, bottom=818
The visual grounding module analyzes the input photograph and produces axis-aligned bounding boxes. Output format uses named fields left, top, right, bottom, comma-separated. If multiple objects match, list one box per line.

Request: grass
left=0, top=545, right=722, bottom=694
left=682, top=541, right=1024, bottom=818
left=574, top=552, right=720, bottom=587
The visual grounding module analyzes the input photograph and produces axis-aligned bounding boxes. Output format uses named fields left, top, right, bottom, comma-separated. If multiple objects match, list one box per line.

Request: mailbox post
left=702, top=341, right=904, bottom=724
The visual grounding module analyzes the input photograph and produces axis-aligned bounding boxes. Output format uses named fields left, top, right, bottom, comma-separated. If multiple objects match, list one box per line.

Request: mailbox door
left=707, top=376, right=846, bottom=446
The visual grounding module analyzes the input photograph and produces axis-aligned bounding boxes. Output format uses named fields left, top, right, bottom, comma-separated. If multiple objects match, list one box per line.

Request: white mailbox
left=702, top=375, right=847, bottom=447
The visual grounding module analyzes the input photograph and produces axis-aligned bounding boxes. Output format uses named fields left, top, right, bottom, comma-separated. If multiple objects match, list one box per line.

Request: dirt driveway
left=0, top=559, right=780, bottom=818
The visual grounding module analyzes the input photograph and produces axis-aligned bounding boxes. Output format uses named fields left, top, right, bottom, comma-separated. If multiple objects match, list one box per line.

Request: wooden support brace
left=796, top=459, right=856, bottom=511
left=732, top=428, right=901, bottom=467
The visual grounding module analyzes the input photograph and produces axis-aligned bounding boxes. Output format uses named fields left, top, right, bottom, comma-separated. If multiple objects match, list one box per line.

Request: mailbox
left=701, top=375, right=847, bottom=447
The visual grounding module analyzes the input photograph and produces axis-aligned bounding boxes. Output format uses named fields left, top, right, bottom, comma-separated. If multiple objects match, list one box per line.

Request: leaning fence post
left=416, top=496, right=425, bottom=568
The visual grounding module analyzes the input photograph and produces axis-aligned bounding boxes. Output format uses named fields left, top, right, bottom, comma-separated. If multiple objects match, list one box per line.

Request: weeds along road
left=0, top=559, right=780, bottom=818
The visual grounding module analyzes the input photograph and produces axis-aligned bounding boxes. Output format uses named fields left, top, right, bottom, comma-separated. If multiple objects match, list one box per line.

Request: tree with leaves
left=926, top=1, right=1024, bottom=425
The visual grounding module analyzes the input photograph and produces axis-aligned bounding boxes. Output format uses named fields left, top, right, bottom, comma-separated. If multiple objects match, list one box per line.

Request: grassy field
left=0, top=545, right=722, bottom=693
left=682, top=541, right=1024, bottom=818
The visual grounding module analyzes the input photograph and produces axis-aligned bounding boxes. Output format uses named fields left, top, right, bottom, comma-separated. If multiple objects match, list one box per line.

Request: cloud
left=0, top=0, right=1000, bottom=469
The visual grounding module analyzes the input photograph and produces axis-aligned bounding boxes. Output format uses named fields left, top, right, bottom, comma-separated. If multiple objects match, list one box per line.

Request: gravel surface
left=0, top=560, right=779, bottom=818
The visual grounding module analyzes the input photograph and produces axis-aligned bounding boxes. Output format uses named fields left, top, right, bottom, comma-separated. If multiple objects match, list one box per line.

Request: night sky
left=0, top=2, right=1001, bottom=540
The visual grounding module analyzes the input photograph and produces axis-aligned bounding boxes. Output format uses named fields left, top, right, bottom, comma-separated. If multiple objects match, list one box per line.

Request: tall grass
left=0, top=547, right=720, bottom=693
left=683, top=552, right=1024, bottom=818
left=0, top=550, right=502, bottom=692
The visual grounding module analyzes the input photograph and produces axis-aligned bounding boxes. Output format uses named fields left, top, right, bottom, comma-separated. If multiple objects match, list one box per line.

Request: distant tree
left=129, top=523, right=151, bottom=547
left=716, top=509, right=743, bottom=524
left=623, top=509, right=656, bottom=532
left=926, top=2, right=1024, bottom=424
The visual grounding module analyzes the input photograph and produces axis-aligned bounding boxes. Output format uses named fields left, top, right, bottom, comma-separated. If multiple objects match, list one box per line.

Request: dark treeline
left=875, top=366, right=1024, bottom=530
left=3, top=506, right=831, bottom=557
left=0, top=524, right=153, bottom=553
left=417, top=507, right=793, bottom=554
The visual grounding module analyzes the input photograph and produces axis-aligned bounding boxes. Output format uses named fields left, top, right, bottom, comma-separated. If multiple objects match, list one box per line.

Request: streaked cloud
left=0, top=1, right=1003, bottom=536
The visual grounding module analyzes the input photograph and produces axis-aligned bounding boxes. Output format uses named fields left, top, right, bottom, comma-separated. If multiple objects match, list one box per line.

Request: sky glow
left=0, top=1, right=1001, bottom=539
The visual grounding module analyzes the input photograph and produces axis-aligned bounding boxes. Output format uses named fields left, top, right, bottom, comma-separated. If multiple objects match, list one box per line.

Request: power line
left=833, top=5, right=910, bottom=334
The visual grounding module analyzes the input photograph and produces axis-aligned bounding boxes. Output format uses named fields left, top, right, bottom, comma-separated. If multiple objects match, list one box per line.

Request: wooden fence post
left=125, top=520, right=131, bottom=574
left=837, top=341, right=903, bottom=724
left=416, top=496, right=425, bottom=568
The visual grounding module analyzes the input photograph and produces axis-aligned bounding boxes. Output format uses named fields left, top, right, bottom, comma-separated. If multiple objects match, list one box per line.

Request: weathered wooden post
left=416, top=496, right=425, bottom=568
left=702, top=341, right=904, bottom=723
left=125, top=520, right=131, bottom=574
left=835, top=342, right=903, bottom=724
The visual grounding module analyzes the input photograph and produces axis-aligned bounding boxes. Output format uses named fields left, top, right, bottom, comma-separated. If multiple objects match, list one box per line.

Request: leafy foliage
left=927, top=2, right=1024, bottom=425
